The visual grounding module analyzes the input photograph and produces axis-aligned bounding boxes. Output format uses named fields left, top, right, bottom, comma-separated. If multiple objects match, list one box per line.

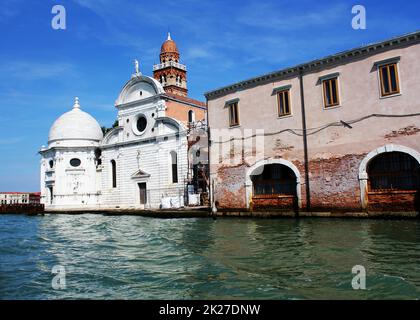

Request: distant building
left=39, top=34, right=208, bottom=211
left=205, top=31, right=420, bottom=214
left=0, top=192, right=41, bottom=205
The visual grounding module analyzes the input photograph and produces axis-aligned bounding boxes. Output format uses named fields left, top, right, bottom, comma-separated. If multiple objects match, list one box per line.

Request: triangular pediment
left=131, top=169, right=151, bottom=179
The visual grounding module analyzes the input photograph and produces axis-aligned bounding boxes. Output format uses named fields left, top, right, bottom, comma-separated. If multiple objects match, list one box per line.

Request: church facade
left=40, top=34, right=208, bottom=211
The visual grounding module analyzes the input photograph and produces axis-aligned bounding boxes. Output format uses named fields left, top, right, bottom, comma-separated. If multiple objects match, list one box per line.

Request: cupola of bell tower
left=153, top=33, right=188, bottom=97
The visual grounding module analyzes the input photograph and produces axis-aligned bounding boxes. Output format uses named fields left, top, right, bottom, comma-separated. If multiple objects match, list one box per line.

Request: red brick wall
left=252, top=195, right=296, bottom=211
left=307, top=154, right=365, bottom=212
left=215, top=164, right=247, bottom=209
left=367, top=191, right=419, bottom=212
left=213, top=153, right=419, bottom=213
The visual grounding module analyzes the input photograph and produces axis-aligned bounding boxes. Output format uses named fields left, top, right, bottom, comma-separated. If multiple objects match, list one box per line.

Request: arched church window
left=170, top=151, right=178, bottom=183
left=49, top=160, right=54, bottom=169
left=111, top=160, right=117, bottom=188
left=188, top=110, right=195, bottom=123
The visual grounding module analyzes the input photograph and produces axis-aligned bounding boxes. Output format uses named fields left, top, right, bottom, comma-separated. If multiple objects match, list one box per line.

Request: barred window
left=368, top=152, right=420, bottom=191
left=251, top=164, right=296, bottom=196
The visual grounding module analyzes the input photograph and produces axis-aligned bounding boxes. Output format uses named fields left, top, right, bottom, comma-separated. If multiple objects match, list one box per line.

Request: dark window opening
left=111, top=160, right=117, bottom=188
left=48, top=186, right=54, bottom=205
left=171, top=152, right=178, bottom=183
left=368, top=152, right=420, bottom=191
left=251, top=164, right=297, bottom=196
left=95, top=149, right=102, bottom=166
left=70, top=158, right=81, bottom=167
left=136, top=116, right=147, bottom=133
left=188, top=110, right=194, bottom=123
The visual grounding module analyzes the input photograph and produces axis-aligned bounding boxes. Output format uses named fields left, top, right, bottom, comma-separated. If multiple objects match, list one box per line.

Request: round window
left=70, top=158, right=81, bottom=167
left=136, top=116, right=147, bottom=133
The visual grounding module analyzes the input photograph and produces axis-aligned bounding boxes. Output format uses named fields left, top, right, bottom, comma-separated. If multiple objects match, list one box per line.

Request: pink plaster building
left=205, top=31, right=420, bottom=216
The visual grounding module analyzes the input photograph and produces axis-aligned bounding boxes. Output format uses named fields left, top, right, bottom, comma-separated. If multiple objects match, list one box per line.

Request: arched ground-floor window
left=250, top=164, right=298, bottom=211
left=368, top=152, right=419, bottom=191
left=364, top=150, right=420, bottom=212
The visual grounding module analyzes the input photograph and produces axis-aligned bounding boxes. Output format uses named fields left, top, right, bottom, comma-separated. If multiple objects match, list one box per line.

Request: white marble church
left=39, top=34, right=208, bottom=211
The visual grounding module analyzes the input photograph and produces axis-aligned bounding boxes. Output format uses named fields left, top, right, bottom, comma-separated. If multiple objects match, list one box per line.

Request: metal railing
left=153, top=61, right=187, bottom=71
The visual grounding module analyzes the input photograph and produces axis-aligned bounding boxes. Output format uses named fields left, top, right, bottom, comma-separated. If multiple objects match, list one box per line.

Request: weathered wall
left=208, top=39, right=420, bottom=213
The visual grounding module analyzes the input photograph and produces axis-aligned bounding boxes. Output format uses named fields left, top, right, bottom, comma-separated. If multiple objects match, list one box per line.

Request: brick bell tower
left=153, top=33, right=188, bottom=97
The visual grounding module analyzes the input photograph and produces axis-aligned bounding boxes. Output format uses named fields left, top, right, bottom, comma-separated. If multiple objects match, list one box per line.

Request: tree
left=101, top=120, right=119, bottom=135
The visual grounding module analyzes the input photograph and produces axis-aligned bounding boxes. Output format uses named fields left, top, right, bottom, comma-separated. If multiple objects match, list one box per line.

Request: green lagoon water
left=0, top=214, right=419, bottom=299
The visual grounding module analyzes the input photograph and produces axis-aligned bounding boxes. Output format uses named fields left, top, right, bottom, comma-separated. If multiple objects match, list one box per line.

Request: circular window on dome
left=136, top=115, right=147, bottom=133
left=70, top=158, right=81, bottom=167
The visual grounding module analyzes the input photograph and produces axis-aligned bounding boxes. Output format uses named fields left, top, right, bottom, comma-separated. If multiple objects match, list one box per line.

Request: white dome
left=48, top=98, right=103, bottom=146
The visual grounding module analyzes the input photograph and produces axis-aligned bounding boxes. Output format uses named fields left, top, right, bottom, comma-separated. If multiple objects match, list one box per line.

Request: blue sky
left=0, top=0, right=419, bottom=191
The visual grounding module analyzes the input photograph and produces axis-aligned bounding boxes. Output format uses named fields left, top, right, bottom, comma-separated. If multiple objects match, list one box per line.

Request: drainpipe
left=299, top=68, right=311, bottom=211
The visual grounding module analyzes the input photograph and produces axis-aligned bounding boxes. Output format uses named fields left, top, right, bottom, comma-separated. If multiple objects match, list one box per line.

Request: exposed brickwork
left=213, top=154, right=419, bottom=214
left=308, top=154, right=365, bottom=212
left=385, top=126, right=420, bottom=139
left=215, top=164, right=247, bottom=209
left=252, top=195, right=297, bottom=211
left=367, top=191, right=419, bottom=212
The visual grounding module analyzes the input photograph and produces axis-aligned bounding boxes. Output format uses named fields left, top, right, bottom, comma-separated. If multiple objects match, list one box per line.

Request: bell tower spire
left=153, top=33, right=188, bottom=97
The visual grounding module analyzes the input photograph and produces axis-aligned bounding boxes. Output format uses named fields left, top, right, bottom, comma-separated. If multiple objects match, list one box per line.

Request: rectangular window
left=277, top=90, right=291, bottom=117
left=379, top=63, right=400, bottom=97
left=323, top=77, right=340, bottom=108
left=228, top=102, right=239, bottom=127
